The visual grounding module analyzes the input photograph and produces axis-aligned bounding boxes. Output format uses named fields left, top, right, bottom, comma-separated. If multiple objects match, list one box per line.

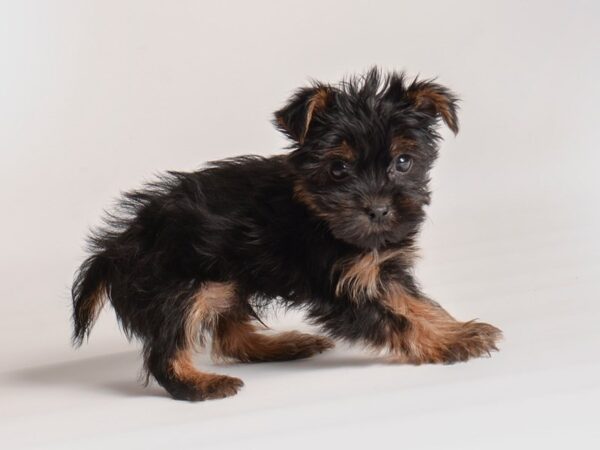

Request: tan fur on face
left=291, top=142, right=356, bottom=219
left=293, top=180, right=319, bottom=214
left=327, top=141, right=356, bottom=162
left=335, top=249, right=416, bottom=301
left=185, top=282, right=236, bottom=351
left=292, top=180, right=334, bottom=221
left=390, top=137, right=417, bottom=157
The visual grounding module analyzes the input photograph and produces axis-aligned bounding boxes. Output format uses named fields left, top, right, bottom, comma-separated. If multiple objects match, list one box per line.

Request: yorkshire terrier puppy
left=72, top=68, right=501, bottom=401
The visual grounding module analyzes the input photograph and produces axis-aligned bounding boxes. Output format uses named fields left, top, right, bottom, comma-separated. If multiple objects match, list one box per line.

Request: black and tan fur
left=72, top=68, right=501, bottom=401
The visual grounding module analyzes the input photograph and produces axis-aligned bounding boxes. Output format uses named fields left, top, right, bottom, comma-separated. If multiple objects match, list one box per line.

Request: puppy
left=72, top=68, right=501, bottom=401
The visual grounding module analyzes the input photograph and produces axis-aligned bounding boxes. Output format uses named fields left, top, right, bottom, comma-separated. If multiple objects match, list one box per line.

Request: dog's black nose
left=367, top=205, right=390, bottom=222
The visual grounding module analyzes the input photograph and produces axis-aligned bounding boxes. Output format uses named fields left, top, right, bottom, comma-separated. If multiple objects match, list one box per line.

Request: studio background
left=1, top=1, right=599, bottom=449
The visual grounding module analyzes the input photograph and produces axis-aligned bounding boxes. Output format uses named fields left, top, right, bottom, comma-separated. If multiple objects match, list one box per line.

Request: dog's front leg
left=380, top=282, right=502, bottom=363
left=311, top=282, right=501, bottom=364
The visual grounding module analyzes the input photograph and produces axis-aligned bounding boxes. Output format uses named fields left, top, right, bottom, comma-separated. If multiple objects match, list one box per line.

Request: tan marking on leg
left=382, top=282, right=502, bottom=363
left=169, top=350, right=243, bottom=400
left=212, top=316, right=334, bottom=363
left=185, top=282, right=236, bottom=351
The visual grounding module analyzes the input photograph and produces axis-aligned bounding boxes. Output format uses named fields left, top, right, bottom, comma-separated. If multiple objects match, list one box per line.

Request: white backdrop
left=1, top=1, right=599, bottom=449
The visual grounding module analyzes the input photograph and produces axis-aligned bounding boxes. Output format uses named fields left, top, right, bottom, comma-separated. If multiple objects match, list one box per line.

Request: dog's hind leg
left=147, top=347, right=244, bottom=401
left=212, top=309, right=334, bottom=363
left=145, top=282, right=244, bottom=401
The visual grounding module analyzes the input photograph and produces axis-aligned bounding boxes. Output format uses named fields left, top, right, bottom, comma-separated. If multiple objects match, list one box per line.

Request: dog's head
left=275, top=68, right=459, bottom=249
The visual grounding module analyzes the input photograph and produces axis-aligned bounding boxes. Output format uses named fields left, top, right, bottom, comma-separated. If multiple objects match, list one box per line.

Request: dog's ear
left=274, top=84, right=332, bottom=144
left=406, top=79, right=459, bottom=134
left=385, top=75, right=459, bottom=134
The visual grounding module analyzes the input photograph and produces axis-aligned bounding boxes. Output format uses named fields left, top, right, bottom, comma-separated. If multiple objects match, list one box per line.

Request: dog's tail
left=72, top=253, right=111, bottom=346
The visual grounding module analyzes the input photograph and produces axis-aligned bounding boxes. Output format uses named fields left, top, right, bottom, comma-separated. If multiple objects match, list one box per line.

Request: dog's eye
left=395, top=154, right=413, bottom=173
left=329, top=160, right=350, bottom=180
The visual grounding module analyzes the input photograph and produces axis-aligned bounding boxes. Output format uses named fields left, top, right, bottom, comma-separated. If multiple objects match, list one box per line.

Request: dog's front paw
left=439, top=321, right=502, bottom=363
left=397, top=320, right=502, bottom=365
